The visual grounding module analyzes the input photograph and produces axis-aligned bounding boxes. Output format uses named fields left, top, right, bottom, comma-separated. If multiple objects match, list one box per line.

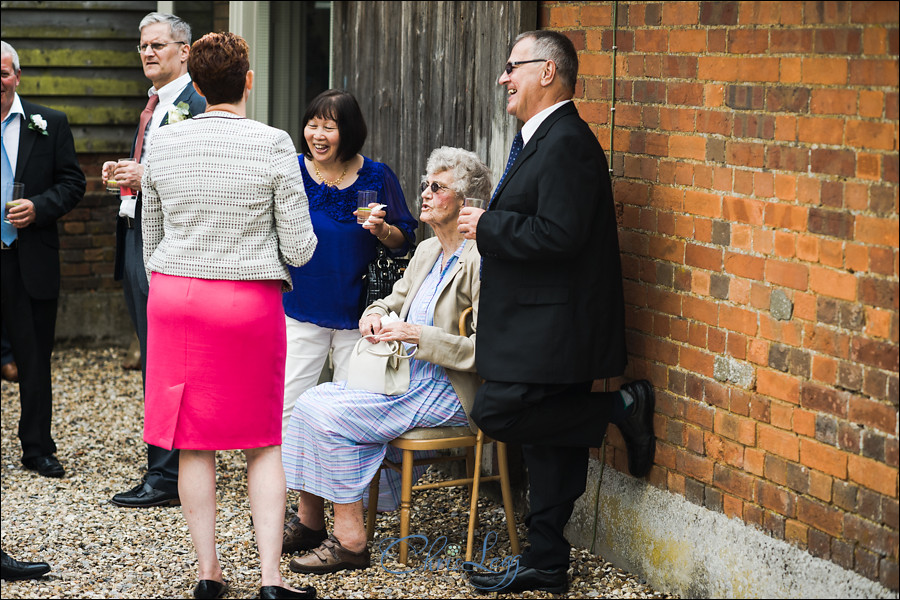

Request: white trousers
left=283, top=316, right=360, bottom=436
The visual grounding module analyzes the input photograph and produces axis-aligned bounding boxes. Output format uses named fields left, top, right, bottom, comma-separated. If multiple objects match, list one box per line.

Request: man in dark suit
left=458, top=31, right=656, bottom=594
left=1, top=41, right=85, bottom=478
left=101, top=13, right=205, bottom=508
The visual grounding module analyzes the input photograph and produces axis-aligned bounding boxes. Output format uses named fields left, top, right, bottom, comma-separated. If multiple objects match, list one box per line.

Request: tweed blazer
left=141, top=112, right=317, bottom=290
left=365, top=237, right=481, bottom=431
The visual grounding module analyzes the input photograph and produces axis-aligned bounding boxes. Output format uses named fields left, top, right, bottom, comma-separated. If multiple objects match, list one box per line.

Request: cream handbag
left=346, top=338, right=415, bottom=395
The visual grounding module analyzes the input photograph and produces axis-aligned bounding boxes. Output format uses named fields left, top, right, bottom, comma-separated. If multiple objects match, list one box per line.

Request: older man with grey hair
left=102, top=13, right=206, bottom=508
left=1, top=40, right=85, bottom=478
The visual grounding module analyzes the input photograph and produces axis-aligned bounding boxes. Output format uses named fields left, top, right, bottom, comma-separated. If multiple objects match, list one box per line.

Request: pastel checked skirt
left=282, top=354, right=468, bottom=509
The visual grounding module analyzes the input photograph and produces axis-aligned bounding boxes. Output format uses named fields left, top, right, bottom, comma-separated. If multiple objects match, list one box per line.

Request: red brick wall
left=540, top=1, right=899, bottom=590
left=60, top=154, right=121, bottom=293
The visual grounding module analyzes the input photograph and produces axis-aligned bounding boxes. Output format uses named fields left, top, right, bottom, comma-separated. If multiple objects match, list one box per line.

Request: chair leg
left=366, top=469, right=381, bottom=542
left=466, top=431, right=485, bottom=561
left=399, top=448, right=414, bottom=565
left=465, top=445, right=480, bottom=530
left=496, top=441, right=520, bottom=556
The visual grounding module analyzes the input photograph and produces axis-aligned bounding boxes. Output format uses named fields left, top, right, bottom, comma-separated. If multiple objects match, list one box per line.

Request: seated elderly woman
left=280, top=146, right=491, bottom=574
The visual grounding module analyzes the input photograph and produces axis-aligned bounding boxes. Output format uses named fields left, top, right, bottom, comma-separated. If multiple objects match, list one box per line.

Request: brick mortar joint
left=654, top=447, right=900, bottom=524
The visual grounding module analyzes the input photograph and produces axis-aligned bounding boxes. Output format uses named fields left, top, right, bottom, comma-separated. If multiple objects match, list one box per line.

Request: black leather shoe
left=1, top=549, right=51, bottom=581
left=259, top=585, right=317, bottom=599
left=193, top=579, right=227, bottom=599
left=469, top=565, right=568, bottom=594
left=22, top=455, right=65, bottom=478
left=111, top=481, right=180, bottom=508
left=616, top=379, right=656, bottom=478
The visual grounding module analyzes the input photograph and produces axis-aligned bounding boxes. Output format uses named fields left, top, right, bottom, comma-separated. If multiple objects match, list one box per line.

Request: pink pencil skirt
left=143, top=273, right=286, bottom=451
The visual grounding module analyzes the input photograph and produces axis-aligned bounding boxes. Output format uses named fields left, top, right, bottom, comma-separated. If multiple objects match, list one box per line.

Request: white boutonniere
left=167, top=102, right=192, bottom=124
left=28, top=114, right=48, bottom=136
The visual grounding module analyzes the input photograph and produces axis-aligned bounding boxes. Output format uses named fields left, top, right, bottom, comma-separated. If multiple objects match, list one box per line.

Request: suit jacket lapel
left=166, top=83, right=202, bottom=126
left=15, top=107, right=37, bottom=180
left=491, top=103, right=578, bottom=208
left=132, top=81, right=199, bottom=153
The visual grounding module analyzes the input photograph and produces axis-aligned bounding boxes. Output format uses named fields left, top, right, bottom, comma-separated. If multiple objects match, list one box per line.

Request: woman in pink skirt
left=141, top=32, right=317, bottom=600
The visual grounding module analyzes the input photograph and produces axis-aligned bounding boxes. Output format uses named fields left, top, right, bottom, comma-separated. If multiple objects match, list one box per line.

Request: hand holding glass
left=112, top=158, right=135, bottom=197
left=357, top=190, right=378, bottom=224
left=4, top=182, right=25, bottom=224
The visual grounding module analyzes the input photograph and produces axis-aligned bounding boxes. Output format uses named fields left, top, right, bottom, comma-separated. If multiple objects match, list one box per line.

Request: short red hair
left=187, top=32, right=249, bottom=105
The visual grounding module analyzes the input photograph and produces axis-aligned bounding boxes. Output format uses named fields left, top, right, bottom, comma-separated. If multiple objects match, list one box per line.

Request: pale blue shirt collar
left=521, top=99, right=572, bottom=146
left=2, top=94, right=25, bottom=174
left=6, top=93, right=25, bottom=122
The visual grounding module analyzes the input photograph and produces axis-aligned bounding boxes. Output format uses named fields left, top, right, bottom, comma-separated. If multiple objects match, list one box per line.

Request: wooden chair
left=365, top=307, right=520, bottom=565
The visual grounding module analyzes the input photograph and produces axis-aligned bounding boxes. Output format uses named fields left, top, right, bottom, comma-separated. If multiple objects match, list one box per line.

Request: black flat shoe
left=111, top=481, right=180, bottom=508
left=21, top=455, right=65, bottom=478
left=469, top=565, right=568, bottom=594
left=194, top=579, right=227, bottom=599
left=259, top=585, right=316, bottom=599
left=1, top=549, right=51, bottom=581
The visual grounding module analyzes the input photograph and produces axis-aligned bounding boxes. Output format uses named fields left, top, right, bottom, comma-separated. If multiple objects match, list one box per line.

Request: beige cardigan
left=365, top=237, right=481, bottom=431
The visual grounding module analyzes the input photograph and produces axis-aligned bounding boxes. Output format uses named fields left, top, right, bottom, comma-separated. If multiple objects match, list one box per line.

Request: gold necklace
left=314, top=162, right=348, bottom=188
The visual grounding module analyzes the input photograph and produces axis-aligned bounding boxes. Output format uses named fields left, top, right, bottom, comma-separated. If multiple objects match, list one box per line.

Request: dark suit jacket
left=113, top=82, right=206, bottom=281
left=12, top=99, right=86, bottom=300
left=476, top=102, right=627, bottom=383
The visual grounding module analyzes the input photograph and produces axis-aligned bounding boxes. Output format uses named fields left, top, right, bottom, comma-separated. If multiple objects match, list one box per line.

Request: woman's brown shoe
left=288, top=536, right=370, bottom=574
left=282, top=515, right=327, bottom=555
left=1, top=361, right=18, bottom=382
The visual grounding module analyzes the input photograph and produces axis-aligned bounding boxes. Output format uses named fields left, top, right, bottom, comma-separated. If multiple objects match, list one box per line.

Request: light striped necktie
left=2, top=112, right=19, bottom=245
left=487, top=131, right=523, bottom=210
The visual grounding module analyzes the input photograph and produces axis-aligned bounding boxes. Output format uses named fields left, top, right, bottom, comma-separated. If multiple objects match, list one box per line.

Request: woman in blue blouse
left=281, top=90, right=417, bottom=439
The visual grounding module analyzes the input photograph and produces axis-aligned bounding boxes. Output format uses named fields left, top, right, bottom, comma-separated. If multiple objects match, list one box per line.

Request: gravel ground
left=1, top=347, right=674, bottom=599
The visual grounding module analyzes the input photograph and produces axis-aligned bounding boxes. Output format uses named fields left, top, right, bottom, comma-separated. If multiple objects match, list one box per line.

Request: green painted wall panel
left=18, top=48, right=142, bottom=68
left=19, top=76, right=148, bottom=97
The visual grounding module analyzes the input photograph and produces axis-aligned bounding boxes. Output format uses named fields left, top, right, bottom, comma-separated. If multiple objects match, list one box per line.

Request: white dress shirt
left=521, top=99, right=573, bottom=147
left=2, top=94, right=24, bottom=175
left=119, top=72, right=193, bottom=218
left=142, top=72, right=193, bottom=164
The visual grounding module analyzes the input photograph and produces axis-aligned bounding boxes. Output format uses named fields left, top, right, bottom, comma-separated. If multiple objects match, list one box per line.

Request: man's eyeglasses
left=420, top=181, right=453, bottom=194
left=504, top=59, right=548, bottom=75
left=137, top=41, right=186, bottom=54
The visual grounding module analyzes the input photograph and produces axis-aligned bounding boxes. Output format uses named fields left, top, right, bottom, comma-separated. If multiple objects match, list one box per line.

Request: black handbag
left=364, top=241, right=414, bottom=307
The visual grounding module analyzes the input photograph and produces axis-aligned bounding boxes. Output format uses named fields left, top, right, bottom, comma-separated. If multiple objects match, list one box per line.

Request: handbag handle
left=356, top=339, right=418, bottom=360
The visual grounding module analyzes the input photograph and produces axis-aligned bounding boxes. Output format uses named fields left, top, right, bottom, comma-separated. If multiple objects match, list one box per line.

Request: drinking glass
left=116, top=158, right=136, bottom=197
left=3, top=182, right=25, bottom=224
left=357, top=190, right=378, bottom=224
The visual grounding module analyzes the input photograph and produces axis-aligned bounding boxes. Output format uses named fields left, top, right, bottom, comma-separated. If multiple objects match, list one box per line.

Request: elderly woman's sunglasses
left=420, top=181, right=453, bottom=194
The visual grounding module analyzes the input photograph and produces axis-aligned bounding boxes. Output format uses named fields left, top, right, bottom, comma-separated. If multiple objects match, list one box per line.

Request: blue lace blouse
left=282, top=156, right=418, bottom=329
